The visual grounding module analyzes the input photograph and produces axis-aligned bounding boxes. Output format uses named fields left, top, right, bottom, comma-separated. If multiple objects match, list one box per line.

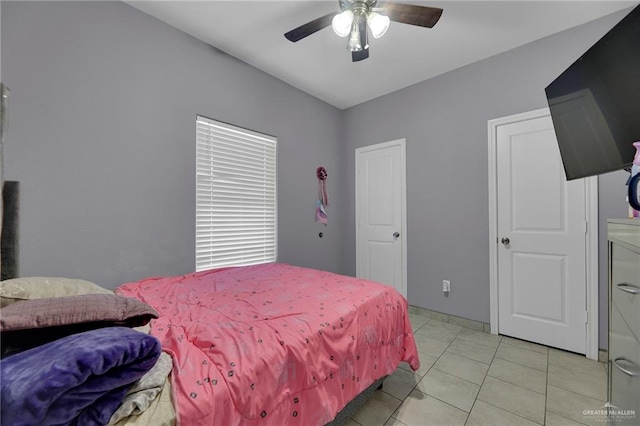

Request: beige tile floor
left=347, top=314, right=608, bottom=426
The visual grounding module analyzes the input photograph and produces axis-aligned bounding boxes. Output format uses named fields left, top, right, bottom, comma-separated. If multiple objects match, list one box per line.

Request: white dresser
left=608, top=219, right=640, bottom=424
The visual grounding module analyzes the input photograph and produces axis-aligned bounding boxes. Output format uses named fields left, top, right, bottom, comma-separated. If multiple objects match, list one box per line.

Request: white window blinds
left=196, top=116, right=277, bottom=271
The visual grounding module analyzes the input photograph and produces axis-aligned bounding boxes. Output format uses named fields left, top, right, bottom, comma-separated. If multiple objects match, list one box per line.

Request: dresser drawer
left=611, top=244, right=640, bottom=341
left=610, top=364, right=640, bottom=425
left=609, top=308, right=640, bottom=425
left=609, top=306, right=640, bottom=421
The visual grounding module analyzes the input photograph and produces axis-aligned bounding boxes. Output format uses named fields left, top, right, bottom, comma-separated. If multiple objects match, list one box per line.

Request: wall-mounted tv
left=545, top=4, right=640, bottom=181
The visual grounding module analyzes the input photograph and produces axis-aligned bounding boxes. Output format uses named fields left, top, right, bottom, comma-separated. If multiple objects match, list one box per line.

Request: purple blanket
left=1, top=327, right=161, bottom=426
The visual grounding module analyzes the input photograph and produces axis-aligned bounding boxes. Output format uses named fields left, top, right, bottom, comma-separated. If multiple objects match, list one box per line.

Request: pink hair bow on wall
left=316, top=166, right=329, bottom=225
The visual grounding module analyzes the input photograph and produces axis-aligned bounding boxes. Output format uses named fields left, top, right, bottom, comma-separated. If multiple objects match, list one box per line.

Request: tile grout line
left=445, top=346, right=496, bottom=366
left=415, top=325, right=477, bottom=424
left=481, top=374, right=548, bottom=398
left=385, top=337, right=433, bottom=426
left=469, top=339, right=548, bottom=425
left=378, top=319, right=603, bottom=426
left=486, top=360, right=548, bottom=396
left=463, top=333, right=501, bottom=425
left=415, top=331, right=550, bottom=426
left=499, top=338, right=549, bottom=354
left=470, top=399, right=547, bottom=426
left=546, top=382, right=608, bottom=403
left=544, top=346, right=549, bottom=425
left=377, top=390, right=404, bottom=426
left=389, top=324, right=465, bottom=424
left=417, top=320, right=547, bottom=417
left=492, top=340, right=549, bottom=374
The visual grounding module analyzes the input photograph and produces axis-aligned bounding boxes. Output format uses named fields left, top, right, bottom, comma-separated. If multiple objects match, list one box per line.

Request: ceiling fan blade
left=352, top=20, right=369, bottom=62
left=377, top=2, right=443, bottom=28
left=284, top=12, right=339, bottom=42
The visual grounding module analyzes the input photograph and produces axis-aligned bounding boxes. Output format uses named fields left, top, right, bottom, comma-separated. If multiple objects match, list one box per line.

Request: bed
left=1, top=263, right=420, bottom=425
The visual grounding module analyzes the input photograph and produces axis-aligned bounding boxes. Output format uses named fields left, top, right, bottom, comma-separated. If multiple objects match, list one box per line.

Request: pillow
left=0, top=277, right=113, bottom=307
left=0, top=294, right=159, bottom=355
left=0, top=294, right=158, bottom=331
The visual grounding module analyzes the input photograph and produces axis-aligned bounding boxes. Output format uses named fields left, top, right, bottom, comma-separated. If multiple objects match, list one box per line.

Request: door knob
left=501, top=237, right=510, bottom=245
left=393, top=232, right=400, bottom=238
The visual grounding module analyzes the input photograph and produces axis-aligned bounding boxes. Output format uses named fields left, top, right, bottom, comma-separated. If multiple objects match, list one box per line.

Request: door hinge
left=585, top=310, right=589, bottom=324
left=584, top=221, right=588, bottom=234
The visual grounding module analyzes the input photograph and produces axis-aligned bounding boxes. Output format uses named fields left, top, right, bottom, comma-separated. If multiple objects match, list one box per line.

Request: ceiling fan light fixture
left=367, top=11, right=390, bottom=38
left=284, top=1, right=443, bottom=62
left=347, top=24, right=362, bottom=51
left=332, top=10, right=354, bottom=37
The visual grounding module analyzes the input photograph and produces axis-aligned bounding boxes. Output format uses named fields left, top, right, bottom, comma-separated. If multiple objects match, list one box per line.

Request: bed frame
left=326, top=377, right=386, bottom=426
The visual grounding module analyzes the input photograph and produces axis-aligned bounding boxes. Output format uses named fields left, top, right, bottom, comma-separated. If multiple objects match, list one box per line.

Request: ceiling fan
left=284, top=0, right=443, bottom=62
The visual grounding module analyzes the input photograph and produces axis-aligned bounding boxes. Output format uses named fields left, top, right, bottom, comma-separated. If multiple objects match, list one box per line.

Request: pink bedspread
left=116, top=263, right=420, bottom=426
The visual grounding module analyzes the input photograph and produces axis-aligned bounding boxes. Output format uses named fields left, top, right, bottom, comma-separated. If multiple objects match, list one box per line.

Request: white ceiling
left=124, top=0, right=637, bottom=109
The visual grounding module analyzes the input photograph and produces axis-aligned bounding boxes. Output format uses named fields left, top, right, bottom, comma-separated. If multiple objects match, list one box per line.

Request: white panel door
left=497, top=115, right=587, bottom=353
left=356, top=139, right=406, bottom=297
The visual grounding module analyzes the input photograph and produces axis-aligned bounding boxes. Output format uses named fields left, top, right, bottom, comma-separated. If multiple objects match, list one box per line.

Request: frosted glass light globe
left=332, top=10, right=354, bottom=37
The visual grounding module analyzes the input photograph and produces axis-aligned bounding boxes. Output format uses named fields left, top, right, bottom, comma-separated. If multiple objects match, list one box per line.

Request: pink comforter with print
left=116, top=263, right=420, bottom=426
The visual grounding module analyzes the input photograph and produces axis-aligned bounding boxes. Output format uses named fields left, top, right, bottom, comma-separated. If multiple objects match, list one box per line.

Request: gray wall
left=1, top=1, right=346, bottom=288
left=3, top=1, right=633, bottom=349
left=341, top=10, right=631, bottom=348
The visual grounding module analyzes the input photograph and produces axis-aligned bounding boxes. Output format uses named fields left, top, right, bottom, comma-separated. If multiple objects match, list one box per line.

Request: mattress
left=117, top=263, right=420, bottom=426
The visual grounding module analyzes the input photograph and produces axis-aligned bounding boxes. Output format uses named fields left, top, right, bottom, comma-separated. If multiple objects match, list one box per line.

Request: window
left=196, top=116, right=277, bottom=271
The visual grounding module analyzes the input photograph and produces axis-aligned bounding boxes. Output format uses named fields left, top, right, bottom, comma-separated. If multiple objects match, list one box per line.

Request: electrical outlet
left=442, top=280, right=450, bottom=293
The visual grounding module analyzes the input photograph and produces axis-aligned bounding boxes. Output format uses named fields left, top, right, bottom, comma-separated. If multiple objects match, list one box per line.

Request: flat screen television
left=545, top=4, right=640, bottom=181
